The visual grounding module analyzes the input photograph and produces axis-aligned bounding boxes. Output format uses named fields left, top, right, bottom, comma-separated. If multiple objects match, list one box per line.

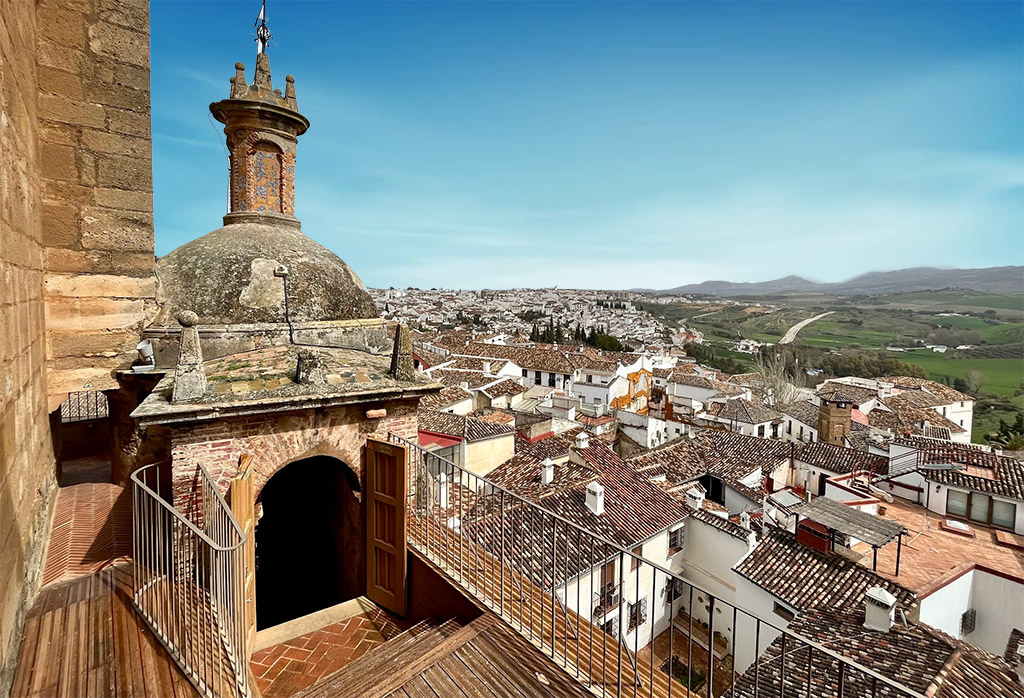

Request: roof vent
left=863, top=586, right=897, bottom=632
left=541, top=458, right=555, bottom=485
left=586, top=481, right=605, bottom=516
left=575, top=431, right=591, bottom=450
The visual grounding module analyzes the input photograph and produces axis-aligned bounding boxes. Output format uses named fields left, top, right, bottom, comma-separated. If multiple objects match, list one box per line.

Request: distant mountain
left=647, top=266, right=1023, bottom=296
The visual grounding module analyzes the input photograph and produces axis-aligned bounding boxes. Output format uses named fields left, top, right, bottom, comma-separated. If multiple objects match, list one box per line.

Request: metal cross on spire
left=254, top=0, right=271, bottom=55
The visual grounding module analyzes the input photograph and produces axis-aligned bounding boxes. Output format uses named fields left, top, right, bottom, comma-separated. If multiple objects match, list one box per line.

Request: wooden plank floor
left=407, top=516, right=694, bottom=698
left=10, top=564, right=203, bottom=698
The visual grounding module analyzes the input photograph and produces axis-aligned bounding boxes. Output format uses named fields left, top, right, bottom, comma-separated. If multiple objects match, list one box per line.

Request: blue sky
left=151, top=1, right=1024, bottom=290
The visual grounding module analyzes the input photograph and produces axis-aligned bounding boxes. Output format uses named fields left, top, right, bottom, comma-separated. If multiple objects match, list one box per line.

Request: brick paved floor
left=250, top=608, right=405, bottom=698
left=42, top=458, right=131, bottom=587
left=862, top=497, right=1024, bottom=593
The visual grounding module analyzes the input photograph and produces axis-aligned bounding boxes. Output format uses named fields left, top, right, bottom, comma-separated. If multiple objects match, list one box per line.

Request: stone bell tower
left=210, top=54, right=309, bottom=225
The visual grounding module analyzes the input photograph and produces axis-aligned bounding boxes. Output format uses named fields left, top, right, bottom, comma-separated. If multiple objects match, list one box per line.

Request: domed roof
left=154, top=220, right=377, bottom=326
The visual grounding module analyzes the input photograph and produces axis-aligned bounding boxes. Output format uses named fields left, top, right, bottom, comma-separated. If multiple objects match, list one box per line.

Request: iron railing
left=391, top=432, right=926, bottom=698
left=60, top=389, right=109, bottom=423
left=131, top=462, right=250, bottom=698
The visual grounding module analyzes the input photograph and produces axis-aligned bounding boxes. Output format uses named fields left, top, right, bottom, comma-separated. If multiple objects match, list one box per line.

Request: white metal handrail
left=131, top=462, right=250, bottom=698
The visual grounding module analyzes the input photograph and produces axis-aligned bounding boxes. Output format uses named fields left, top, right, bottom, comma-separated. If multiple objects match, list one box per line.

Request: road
left=779, top=311, right=834, bottom=344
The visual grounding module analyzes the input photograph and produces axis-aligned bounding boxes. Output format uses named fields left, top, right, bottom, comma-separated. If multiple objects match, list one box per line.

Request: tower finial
left=254, top=0, right=271, bottom=55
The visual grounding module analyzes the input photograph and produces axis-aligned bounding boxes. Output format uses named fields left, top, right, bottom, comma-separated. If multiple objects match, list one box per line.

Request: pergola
left=791, top=496, right=906, bottom=575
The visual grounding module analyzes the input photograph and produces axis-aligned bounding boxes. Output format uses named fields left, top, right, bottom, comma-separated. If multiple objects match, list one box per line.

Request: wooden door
left=230, top=454, right=257, bottom=656
left=365, top=438, right=408, bottom=616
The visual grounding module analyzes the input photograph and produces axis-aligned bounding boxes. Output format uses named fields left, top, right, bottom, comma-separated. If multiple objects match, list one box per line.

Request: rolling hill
left=646, top=266, right=1023, bottom=296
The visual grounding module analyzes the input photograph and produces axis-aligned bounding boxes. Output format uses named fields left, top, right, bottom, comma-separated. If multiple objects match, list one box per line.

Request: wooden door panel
left=230, top=454, right=256, bottom=657
left=366, top=438, right=408, bottom=616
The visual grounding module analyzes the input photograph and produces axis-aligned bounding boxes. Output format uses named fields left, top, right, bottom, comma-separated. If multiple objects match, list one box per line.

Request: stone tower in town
left=818, top=389, right=853, bottom=446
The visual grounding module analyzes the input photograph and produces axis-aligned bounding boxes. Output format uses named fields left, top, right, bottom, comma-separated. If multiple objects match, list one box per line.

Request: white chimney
left=482, top=360, right=491, bottom=374
left=863, top=587, right=897, bottom=632
left=575, top=431, right=591, bottom=450
left=1015, top=642, right=1024, bottom=683
left=684, top=484, right=705, bottom=510
left=541, top=458, right=555, bottom=485
left=739, top=511, right=751, bottom=530
left=438, top=471, right=450, bottom=509
left=586, top=481, right=605, bottom=516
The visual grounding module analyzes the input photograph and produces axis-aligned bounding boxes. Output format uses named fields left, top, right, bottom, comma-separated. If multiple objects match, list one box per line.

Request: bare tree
left=755, top=349, right=805, bottom=406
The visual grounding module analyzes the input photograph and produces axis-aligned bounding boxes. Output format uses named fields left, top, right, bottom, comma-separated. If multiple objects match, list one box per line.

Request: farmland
left=637, top=289, right=1024, bottom=442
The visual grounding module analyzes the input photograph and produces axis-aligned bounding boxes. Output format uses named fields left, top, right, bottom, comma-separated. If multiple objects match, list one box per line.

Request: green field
left=894, top=352, right=1022, bottom=397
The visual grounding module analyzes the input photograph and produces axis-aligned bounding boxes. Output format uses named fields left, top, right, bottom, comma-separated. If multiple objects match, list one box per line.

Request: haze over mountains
left=642, top=266, right=1023, bottom=296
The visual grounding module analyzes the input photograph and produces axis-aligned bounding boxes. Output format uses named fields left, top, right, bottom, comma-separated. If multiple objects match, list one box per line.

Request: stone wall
left=37, top=0, right=155, bottom=403
left=0, top=1, right=55, bottom=693
left=0, top=0, right=154, bottom=693
left=165, top=399, right=420, bottom=508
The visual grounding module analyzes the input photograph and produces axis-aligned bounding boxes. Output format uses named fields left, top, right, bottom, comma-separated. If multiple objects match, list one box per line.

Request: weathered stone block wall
left=0, top=1, right=55, bottom=693
left=37, top=0, right=155, bottom=403
left=1, top=0, right=154, bottom=692
left=166, top=399, right=419, bottom=509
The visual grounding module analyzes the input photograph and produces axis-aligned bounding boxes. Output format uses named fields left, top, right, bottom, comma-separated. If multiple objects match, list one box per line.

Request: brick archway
left=254, top=453, right=366, bottom=629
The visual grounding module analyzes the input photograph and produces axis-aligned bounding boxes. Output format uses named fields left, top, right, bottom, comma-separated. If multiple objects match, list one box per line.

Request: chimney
left=863, top=587, right=897, bottom=632
left=541, top=458, right=555, bottom=485
left=575, top=431, right=591, bottom=450
left=1014, top=642, right=1024, bottom=683
left=739, top=511, right=751, bottom=530
left=482, top=360, right=492, bottom=374
left=684, top=484, right=705, bottom=510
left=437, top=471, right=450, bottom=509
left=586, top=481, right=605, bottom=516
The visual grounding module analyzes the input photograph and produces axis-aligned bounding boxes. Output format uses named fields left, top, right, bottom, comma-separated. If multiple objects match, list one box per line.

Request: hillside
left=648, top=266, right=1023, bottom=296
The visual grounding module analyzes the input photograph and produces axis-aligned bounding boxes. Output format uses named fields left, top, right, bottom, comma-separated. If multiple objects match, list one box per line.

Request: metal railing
left=131, top=462, right=250, bottom=698
left=392, top=432, right=926, bottom=698
left=60, top=389, right=109, bottom=423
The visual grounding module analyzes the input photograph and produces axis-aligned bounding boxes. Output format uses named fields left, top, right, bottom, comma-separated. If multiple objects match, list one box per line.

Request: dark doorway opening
left=255, top=455, right=364, bottom=630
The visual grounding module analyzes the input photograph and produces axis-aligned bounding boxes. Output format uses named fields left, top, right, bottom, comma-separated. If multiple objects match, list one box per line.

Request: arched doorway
left=254, top=455, right=364, bottom=629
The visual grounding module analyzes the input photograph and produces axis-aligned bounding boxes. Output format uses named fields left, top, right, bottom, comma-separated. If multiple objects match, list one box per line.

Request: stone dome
left=154, top=220, right=377, bottom=326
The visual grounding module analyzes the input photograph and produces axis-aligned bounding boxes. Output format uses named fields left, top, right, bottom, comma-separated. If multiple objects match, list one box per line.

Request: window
left=946, top=490, right=968, bottom=518
left=787, top=420, right=792, bottom=435
left=773, top=602, right=796, bottom=622
left=993, top=499, right=1016, bottom=529
left=534, top=371, right=541, bottom=385
left=961, top=608, right=977, bottom=635
left=548, top=374, right=555, bottom=387
left=947, top=490, right=1016, bottom=530
left=757, top=424, right=765, bottom=437
left=522, top=369, right=528, bottom=378
left=630, top=546, right=642, bottom=571
left=627, top=597, right=648, bottom=631
left=602, top=616, right=619, bottom=637
left=587, top=374, right=594, bottom=383
left=969, top=493, right=990, bottom=523
left=668, top=527, right=684, bottom=551
left=798, top=426, right=804, bottom=440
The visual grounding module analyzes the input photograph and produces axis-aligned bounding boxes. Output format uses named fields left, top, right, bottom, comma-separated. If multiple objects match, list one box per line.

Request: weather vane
left=254, top=0, right=271, bottom=55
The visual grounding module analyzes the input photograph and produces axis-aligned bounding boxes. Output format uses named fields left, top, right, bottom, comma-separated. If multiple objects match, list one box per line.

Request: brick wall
left=168, top=399, right=420, bottom=509
left=0, top=1, right=55, bottom=693
left=37, top=0, right=155, bottom=403
left=0, top=0, right=154, bottom=693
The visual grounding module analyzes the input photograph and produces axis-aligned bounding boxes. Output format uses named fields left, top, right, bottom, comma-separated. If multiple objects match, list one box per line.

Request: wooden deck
left=10, top=564, right=203, bottom=698
left=292, top=613, right=595, bottom=698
